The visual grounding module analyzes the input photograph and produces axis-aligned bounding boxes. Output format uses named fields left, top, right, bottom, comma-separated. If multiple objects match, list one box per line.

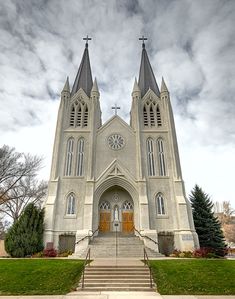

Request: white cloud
left=0, top=0, right=234, bottom=208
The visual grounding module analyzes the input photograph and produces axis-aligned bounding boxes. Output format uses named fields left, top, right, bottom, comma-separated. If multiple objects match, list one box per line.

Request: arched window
left=149, top=104, right=155, bottom=126
left=76, top=138, right=84, bottom=176
left=156, top=105, right=162, bottom=126
left=65, top=138, right=74, bottom=176
left=156, top=193, right=165, bottom=215
left=70, top=105, right=75, bottom=126
left=99, top=201, right=111, bottom=210
left=76, top=104, right=82, bottom=127
left=123, top=201, right=133, bottom=210
left=157, top=138, right=166, bottom=176
left=83, top=105, right=88, bottom=127
left=66, top=193, right=75, bottom=214
left=147, top=138, right=155, bottom=176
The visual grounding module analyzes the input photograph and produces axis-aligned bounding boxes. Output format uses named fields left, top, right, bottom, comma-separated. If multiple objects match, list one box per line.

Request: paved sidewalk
left=0, top=293, right=235, bottom=299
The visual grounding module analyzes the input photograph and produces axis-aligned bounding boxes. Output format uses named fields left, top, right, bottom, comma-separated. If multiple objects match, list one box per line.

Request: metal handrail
left=133, top=226, right=158, bottom=245
left=143, top=247, right=153, bottom=288
left=81, top=248, right=91, bottom=289
left=75, top=227, right=99, bottom=245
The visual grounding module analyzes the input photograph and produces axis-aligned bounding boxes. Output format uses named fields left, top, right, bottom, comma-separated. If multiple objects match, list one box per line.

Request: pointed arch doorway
left=98, top=186, right=134, bottom=234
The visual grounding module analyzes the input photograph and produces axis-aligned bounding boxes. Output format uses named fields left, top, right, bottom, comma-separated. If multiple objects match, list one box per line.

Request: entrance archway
left=98, top=186, right=134, bottom=233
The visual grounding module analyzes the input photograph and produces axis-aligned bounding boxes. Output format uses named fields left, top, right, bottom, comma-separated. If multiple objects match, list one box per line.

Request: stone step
left=84, top=279, right=150, bottom=283
left=82, top=283, right=152, bottom=287
left=78, top=287, right=154, bottom=291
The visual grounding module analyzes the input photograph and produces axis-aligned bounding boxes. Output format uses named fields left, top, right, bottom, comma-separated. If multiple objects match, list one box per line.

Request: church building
left=44, top=37, right=199, bottom=255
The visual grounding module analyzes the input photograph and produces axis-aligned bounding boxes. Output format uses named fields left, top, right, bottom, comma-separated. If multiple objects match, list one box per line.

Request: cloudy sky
left=0, top=0, right=235, bottom=208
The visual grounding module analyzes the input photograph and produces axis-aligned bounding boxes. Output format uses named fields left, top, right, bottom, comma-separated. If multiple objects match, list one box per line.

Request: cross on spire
left=112, top=104, right=121, bottom=116
left=83, top=35, right=92, bottom=48
left=139, top=35, right=148, bottom=48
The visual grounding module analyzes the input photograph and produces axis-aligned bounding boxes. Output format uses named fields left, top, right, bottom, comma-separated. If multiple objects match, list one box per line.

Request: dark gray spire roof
left=71, top=43, right=93, bottom=97
left=138, top=44, right=160, bottom=97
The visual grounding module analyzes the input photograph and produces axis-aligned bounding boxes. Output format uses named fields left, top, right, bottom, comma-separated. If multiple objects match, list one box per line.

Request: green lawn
left=150, top=259, right=235, bottom=295
left=0, top=259, right=84, bottom=295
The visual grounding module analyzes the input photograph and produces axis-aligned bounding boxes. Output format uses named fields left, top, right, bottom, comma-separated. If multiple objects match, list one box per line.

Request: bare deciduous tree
left=0, top=145, right=48, bottom=222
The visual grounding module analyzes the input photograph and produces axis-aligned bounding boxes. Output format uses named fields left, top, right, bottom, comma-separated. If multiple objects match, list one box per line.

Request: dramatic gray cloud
left=0, top=0, right=235, bottom=207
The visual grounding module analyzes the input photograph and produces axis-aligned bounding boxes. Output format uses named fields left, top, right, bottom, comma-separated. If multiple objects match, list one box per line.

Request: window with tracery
left=123, top=201, right=133, bottom=210
left=156, top=193, right=165, bottom=215
left=99, top=201, right=111, bottom=210
left=66, top=193, right=75, bottom=215
left=147, top=138, right=155, bottom=176
left=65, top=138, right=74, bottom=176
left=143, top=101, right=162, bottom=127
left=76, top=138, right=85, bottom=176
left=69, top=101, right=89, bottom=128
left=157, top=138, right=166, bottom=176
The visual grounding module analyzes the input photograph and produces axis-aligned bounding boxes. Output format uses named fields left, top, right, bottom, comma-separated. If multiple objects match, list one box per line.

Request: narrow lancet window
left=147, top=138, right=156, bottom=176
left=70, top=105, right=75, bottom=126
left=143, top=105, right=148, bottom=126
left=76, top=138, right=85, bottom=176
left=65, top=138, right=74, bottom=176
left=156, top=193, right=165, bottom=215
left=156, top=105, right=162, bottom=126
left=66, top=193, right=75, bottom=215
left=157, top=138, right=166, bottom=176
left=83, top=105, right=88, bottom=127
left=150, top=104, right=155, bottom=126
left=76, top=104, right=82, bottom=127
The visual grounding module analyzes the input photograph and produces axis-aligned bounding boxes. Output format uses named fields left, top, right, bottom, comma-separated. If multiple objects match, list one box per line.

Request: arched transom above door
left=98, top=186, right=134, bottom=234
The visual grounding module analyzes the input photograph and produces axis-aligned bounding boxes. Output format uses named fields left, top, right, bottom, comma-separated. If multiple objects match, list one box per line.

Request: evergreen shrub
left=5, top=203, right=44, bottom=257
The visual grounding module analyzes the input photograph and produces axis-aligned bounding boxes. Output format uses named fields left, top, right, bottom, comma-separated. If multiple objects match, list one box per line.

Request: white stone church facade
left=44, top=39, right=199, bottom=254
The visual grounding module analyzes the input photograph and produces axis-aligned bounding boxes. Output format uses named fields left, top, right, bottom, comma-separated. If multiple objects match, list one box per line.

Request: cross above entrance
left=139, top=35, right=148, bottom=48
left=111, top=104, right=121, bottom=116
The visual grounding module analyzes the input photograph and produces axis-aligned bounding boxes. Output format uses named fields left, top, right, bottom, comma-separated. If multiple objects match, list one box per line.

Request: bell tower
left=130, top=37, right=199, bottom=251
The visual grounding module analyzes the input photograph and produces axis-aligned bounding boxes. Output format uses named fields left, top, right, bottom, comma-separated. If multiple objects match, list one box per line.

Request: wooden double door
left=99, top=210, right=134, bottom=233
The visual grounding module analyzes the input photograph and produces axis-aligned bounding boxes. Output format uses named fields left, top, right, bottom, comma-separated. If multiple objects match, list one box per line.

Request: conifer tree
left=5, top=203, right=44, bottom=257
left=189, top=185, right=226, bottom=256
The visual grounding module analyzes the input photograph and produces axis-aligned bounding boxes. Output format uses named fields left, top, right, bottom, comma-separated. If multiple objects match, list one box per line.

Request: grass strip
left=0, top=259, right=84, bottom=295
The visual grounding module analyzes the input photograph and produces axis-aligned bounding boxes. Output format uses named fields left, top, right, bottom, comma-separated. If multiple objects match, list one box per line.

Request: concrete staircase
left=77, top=262, right=155, bottom=291
left=88, top=233, right=161, bottom=258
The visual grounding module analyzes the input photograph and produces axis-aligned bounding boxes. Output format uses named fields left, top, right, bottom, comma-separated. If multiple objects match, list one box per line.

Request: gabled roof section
left=71, top=43, right=93, bottom=97
left=97, top=115, right=135, bottom=135
left=138, top=44, right=160, bottom=98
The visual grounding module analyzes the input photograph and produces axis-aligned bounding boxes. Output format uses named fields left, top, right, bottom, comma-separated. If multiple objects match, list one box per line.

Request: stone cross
left=139, top=35, right=148, bottom=47
left=112, top=104, right=121, bottom=116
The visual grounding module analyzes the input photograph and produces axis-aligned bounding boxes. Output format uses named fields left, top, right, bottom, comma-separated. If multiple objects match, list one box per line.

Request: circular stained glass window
left=108, top=134, right=125, bottom=150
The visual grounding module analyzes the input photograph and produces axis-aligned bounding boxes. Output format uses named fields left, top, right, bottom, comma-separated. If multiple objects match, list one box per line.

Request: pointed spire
left=132, top=77, right=141, bottom=93
left=62, top=76, right=70, bottom=92
left=161, top=77, right=169, bottom=93
left=91, top=77, right=99, bottom=94
left=138, top=45, right=160, bottom=97
left=71, top=43, right=93, bottom=97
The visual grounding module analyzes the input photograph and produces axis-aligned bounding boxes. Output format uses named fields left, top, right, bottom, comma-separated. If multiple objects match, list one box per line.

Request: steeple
left=71, top=40, right=93, bottom=97
left=161, top=77, right=169, bottom=93
left=138, top=41, right=160, bottom=98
